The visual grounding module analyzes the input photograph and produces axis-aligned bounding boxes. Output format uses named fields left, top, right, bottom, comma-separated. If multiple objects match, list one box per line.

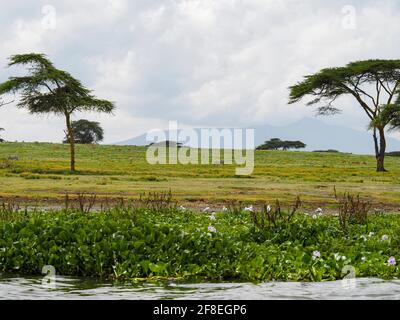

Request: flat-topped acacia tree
left=0, top=53, right=115, bottom=172
left=289, top=60, right=400, bottom=172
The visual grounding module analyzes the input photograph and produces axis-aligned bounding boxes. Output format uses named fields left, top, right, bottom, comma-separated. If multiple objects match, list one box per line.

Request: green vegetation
left=386, top=151, right=400, bottom=157
left=1, top=142, right=400, bottom=207
left=1, top=204, right=399, bottom=282
left=313, top=150, right=340, bottom=153
left=256, top=138, right=306, bottom=151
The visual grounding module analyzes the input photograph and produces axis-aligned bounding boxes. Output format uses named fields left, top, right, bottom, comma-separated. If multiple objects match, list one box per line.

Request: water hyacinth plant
left=1, top=197, right=400, bottom=282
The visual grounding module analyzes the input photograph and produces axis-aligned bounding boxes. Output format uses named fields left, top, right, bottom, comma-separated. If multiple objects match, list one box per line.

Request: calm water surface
left=1, top=275, right=400, bottom=300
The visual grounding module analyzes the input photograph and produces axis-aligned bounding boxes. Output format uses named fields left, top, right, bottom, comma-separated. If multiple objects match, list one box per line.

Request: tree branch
left=0, top=97, right=15, bottom=107
left=349, top=78, right=377, bottom=108
left=387, top=80, right=400, bottom=105
left=42, top=82, right=55, bottom=94
left=377, top=78, right=392, bottom=96
left=340, top=83, right=375, bottom=120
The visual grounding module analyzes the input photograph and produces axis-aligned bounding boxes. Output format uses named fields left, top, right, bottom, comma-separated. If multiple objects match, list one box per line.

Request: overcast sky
left=1, top=0, right=400, bottom=143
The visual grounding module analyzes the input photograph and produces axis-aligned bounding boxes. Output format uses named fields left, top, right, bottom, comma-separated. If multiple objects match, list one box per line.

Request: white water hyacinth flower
left=315, top=208, right=323, bottom=214
left=381, top=235, right=389, bottom=241
left=266, top=205, right=271, bottom=213
left=312, top=214, right=318, bottom=219
left=222, top=206, right=228, bottom=212
left=313, top=250, right=321, bottom=259
left=203, top=207, right=210, bottom=213
left=334, top=253, right=346, bottom=261
left=210, top=212, right=216, bottom=221
left=179, top=205, right=186, bottom=211
left=361, top=257, right=367, bottom=262
left=368, top=232, right=375, bottom=237
left=208, top=226, right=217, bottom=233
left=244, top=205, right=254, bottom=212
left=360, top=235, right=367, bottom=241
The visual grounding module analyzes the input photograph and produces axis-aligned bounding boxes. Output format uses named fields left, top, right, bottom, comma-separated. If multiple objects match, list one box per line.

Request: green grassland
left=0, top=142, right=399, bottom=209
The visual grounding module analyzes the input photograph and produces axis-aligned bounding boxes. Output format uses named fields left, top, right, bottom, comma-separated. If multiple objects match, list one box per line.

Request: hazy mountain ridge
left=115, top=118, right=400, bottom=155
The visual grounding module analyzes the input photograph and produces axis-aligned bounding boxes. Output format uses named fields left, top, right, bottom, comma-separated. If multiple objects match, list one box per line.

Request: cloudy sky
left=1, top=0, right=400, bottom=143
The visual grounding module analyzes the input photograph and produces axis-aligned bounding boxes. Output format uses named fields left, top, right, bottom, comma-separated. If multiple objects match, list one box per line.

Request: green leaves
left=288, top=59, right=400, bottom=116
left=1, top=207, right=400, bottom=282
left=0, top=53, right=115, bottom=116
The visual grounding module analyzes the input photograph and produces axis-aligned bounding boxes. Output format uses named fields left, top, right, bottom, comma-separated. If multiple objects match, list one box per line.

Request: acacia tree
left=0, top=53, right=115, bottom=172
left=289, top=60, right=400, bottom=172
left=256, top=138, right=306, bottom=151
left=63, top=119, right=104, bottom=144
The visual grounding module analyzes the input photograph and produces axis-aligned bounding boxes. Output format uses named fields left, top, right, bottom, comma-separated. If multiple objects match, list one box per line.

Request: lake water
left=1, top=275, right=400, bottom=300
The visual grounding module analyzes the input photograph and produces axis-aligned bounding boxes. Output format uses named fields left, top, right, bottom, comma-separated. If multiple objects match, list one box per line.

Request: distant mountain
left=115, top=117, right=400, bottom=155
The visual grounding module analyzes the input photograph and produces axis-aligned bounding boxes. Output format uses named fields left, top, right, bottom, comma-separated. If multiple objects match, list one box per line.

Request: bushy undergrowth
left=1, top=207, right=400, bottom=282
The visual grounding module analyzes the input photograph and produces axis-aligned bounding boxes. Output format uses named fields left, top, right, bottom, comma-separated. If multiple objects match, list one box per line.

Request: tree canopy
left=257, top=138, right=306, bottom=151
left=289, top=59, right=400, bottom=172
left=0, top=53, right=115, bottom=172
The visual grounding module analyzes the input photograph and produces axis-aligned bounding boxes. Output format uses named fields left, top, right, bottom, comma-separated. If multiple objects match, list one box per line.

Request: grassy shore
left=0, top=142, right=400, bottom=209
left=1, top=142, right=400, bottom=282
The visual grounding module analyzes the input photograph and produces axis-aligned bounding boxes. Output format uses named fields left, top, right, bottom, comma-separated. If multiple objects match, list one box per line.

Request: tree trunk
left=375, top=127, right=387, bottom=172
left=373, top=128, right=379, bottom=161
left=65, top=113, right=76, bottom=173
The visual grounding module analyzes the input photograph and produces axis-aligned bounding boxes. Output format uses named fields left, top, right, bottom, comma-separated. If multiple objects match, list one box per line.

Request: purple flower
left=208, top=226, right=217, bottom=233
left=313, top=250, right=321, bottom=259
left=388, top=257, right=397, bottom=266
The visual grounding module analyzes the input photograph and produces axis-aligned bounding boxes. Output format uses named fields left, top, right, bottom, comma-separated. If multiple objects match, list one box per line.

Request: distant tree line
left=257, top=138, right=306, bottom=151
left=386, top=151, right=400, bottom=157
left=149, top=140, right=184, bottom=148
left=313, top=149, right=339, bottom=153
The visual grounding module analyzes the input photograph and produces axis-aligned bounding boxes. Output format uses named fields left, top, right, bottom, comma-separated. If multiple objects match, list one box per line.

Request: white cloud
left=0, top=0, right=400, bottom=144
